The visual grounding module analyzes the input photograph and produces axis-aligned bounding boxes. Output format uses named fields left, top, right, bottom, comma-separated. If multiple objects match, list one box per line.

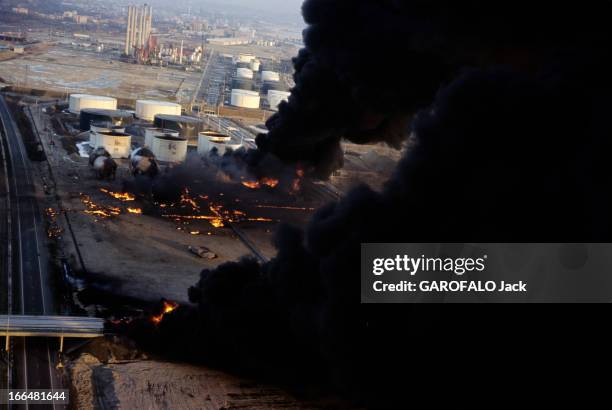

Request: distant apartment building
left=75, top=15, right=89, bottom=24
left=63, top=11, right=77, bottom=19
left=12, top=7, right=29, bottom=15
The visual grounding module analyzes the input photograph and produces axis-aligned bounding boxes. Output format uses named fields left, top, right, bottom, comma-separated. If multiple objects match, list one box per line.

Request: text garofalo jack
left=371, top=254, right=527, bottom=293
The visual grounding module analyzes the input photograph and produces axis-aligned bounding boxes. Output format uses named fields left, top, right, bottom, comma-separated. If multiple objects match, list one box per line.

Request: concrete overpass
left=0, top=315, right=104, bottom=352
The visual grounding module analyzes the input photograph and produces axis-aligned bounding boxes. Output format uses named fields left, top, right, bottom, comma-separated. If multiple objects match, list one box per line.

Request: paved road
left=0, top=96, right=62, bottom=409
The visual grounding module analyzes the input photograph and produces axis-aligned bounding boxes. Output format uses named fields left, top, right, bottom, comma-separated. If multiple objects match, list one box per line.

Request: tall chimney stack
left=124, top=6, right=132, bottom=56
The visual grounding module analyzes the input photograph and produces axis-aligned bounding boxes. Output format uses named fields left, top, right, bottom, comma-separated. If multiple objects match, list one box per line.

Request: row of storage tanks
left=230, top=55, right=291, bottom=111
left=69, top=94, right=182, bottom=121
left=71, top=94, right=243, bottom=163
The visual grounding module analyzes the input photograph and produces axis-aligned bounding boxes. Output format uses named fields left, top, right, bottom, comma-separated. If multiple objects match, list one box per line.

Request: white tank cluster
left=231, top=89, right=260, bottom=109
left=249, top=59, right=261, bottom=72
left=150, top=134, right=188, bottom=163
left=261, top=71, right=280, bottom=82
left=89, top=130, right=132, bottom=159
left=198, top=132, right=242, bottom=156
left=144, top=128, right=180, bottom=148
left=267, top=90, right=291, bottom=111
left=135, top=99, right=182, bottom=121
left=69, top=94, right=117, bottom=114
left=236, top=67, right=254, bottom=79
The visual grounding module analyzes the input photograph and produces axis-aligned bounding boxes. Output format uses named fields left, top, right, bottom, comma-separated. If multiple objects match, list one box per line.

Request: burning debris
left=241, top=177, right=280, bottom=190
left=45, top=207, right=64, bottom=239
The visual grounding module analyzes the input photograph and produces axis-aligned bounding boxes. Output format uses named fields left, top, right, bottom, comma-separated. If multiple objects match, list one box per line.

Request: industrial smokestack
left=124, top=6, right=132, bottom=56
left=179, top=40, right=184, bottom=65
left=129, top=6, right=136, bottom=56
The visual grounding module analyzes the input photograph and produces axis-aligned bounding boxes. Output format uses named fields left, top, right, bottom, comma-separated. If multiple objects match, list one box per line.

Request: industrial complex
left=0, top=0, right=400, bottom=407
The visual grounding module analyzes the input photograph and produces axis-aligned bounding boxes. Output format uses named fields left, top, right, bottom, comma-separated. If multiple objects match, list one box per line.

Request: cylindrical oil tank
left=79, top=108, right=134, bottom=131
left=236, top=67, right=254, bottom=79
left=236, top=53, right=256, bottom=64
left=151, top=135, right=188, bottom=163
left=144, top=127, right=180, bottom=148
left=135, top=100, right=182, bottom=121
left=89, top=122, right=126, bottom=144
left=153, top=115, right=205, bottom=140
left=231, top=89, right=260, bottom=109
left=198, top=131, right=231, bottom=156
left=267, top=90, right=291, bottom=111
left=69, top=94, right=117, bottom=114
left=249, top=59, right=261, bottom=72
left=90, top=131, right=132, bottom=159
left=261, top=71, right=280, bottom=82
left=231, top=78, right=256, bottom=91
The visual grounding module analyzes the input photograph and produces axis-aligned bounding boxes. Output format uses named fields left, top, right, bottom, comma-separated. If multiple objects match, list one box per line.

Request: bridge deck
left=0, top=315, right=104, bottom=338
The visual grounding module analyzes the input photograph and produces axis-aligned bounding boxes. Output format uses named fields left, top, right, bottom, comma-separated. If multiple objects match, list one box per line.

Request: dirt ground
left=27, top=103, right=318, bottom=306
left=0, top=44, right=200, bottom=103
left=66, top=337, right=348, bottom=410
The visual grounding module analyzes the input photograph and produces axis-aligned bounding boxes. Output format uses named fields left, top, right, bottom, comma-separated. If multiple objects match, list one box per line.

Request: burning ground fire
left=80, top=193, right=142, bottom=220
left=159, top=189, right=276, bottom=232
left=150, top=300, right=179, bottom=325
left=100, top=188, right=135, bottom=201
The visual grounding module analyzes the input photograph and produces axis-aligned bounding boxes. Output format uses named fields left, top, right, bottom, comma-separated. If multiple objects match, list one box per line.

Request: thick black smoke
left=257, top=0, right=612, bottom=178
left=129, top=2, right=612, bottom=408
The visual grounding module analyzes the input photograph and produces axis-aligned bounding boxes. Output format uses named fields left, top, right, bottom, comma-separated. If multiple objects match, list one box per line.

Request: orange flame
left=151, top=300, right=179, bottom=324
left=100, top=188, right=135, bottom=201
left=127, top=207, right=142, bottom=214
left=241, top=177, right=279, bottom=189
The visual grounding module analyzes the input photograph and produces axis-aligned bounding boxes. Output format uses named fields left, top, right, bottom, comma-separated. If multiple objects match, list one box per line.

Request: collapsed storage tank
left=135, top=100, right=182, bottom=121
left=151, top=134, right=188, bottom=163
left=144, top=127, right=180, bottom=148
left=69, top=94, right=117, bottom=114
left=79, top=108, right=134, bottom=131
left=89, top=131, right=132, bottom=159
left=152, top=115, right=205, bottom=141
left=198, top=131, right=242, bottom=156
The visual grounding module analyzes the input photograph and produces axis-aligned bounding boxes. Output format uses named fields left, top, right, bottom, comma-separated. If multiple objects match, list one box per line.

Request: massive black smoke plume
left=125, top=1, right=612, bottom=407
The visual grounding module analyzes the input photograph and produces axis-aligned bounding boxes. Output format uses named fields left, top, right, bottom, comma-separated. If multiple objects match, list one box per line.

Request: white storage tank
left=249, top=59, right=261, bottom=72
left=236, top=53, right=255, bottom=64
left=90, top=131, right=132, bottom=159
left=261, top=71, right=280, bottom=82
left=69, top=94, right=117, bottom=114
left=198, top=132, right=232, bottom=156
left=230, top=89, right=260, bottom=109
left=267, top=90, right=291, bottom=111
left=151, top=135, right=188, bottom=163
left=135, top=100, right=182, bottom=121
left=236, top=67, right=254, bottom=79
left=144, top=128, right=180, bottom=148
left=89, top=123, right=126, bottom=144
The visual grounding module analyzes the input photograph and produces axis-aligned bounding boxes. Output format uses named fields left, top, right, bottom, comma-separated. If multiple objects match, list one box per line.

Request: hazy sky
left=148, top=0, right=305, bottom=17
